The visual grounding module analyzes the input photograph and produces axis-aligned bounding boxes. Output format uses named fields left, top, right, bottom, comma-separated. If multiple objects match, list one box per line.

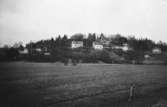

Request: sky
left=0, top=0, right=167, bottom=46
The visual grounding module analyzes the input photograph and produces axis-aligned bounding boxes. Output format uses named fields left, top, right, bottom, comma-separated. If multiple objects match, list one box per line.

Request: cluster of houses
left=18, top=47, right=50, bottom=56
left=71, top=37, right=163, bottom=64
left=71, top=36, right=131, bottom=51
left=18, top=36, right=162, bottom=59
left=71, top=36, right=162, bottom=55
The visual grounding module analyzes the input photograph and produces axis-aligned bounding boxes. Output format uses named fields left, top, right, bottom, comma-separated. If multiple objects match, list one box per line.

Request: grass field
left=0, top=62, right=167, bottom=107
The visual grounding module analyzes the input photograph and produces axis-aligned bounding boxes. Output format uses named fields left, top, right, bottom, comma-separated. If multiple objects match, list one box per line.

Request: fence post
left=128, top=84, right=135, bottom=102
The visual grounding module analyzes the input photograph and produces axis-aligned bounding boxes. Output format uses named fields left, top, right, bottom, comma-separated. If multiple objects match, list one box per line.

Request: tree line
left=0, top=33, right=167, bottom=64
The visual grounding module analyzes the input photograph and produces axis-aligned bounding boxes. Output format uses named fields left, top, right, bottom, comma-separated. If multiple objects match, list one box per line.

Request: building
left=92, top=42, right=103, bottom=50
left=35, top=48, right=42, bottom=52
left=19, top=48, right=28, bottom=54
left=71, top=41, right=83, bottom=49
left=97, top=35, right=111, bottom=48
left=93, top=35, right=111, bottom=49
left=144, top=54, right=150, bottom=59
left=152, top=47, right=162, bottom=54
left=44, top=52, right=51, bottom=56
left=112, top=43, right=130, bottom=51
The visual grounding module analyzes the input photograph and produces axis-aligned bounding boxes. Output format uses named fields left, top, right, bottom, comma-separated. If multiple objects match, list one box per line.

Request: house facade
left=44, top=52, right=51, bottom=56
left=35, top=48, right=42, bottom=52
left=112, top=43, right=130, bottom=51
left=92, top=42, right=103, bottom=50
left=71, top=41, right=83, bottom=49
left=92, top=35, right=111, bottom=50
left=152, top=47, right=162, bottom=54
left=19, top=48, right=29, bottom=54
left=98, top=35, right=111, bottom=48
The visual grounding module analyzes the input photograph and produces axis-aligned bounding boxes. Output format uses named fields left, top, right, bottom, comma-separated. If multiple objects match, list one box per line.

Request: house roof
left=153, top=47, right=161, bottom=50
left=93, top=41, right=103, bottom=45
left=72, top=41, right=83, bottom=44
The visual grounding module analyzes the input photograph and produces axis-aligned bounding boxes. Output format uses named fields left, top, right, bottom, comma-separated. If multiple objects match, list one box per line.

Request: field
left=0, top=62, right=167, bottom=107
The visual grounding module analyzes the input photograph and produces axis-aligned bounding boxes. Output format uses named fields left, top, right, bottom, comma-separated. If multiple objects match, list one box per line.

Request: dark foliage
left=0, top=48, right=19, bottom=61
left=1, top=33, right=167, bottom=64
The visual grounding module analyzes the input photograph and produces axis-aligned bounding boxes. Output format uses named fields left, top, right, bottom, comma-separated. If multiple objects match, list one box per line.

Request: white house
left=112, top=43, right=130, bottom=51
left=71, top=41, right=83, bottom=49
left=92, top=42, right=103, bottom=50
left=35, top=48, right=42, bottom=52
left=19, top=48, right=28, bottom=54
left=152, top=47, right=162, bottom=54
left=44, top=52, right=51, bottom=56
left=144, top=54, right=150, bottom=59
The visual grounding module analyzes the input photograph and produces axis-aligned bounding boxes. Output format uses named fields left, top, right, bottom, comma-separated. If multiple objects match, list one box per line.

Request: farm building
left=97, top=35, right=111, bottom=48
left=112, top=43, right=130, bottom=51
left=152, top=47, right=162, bottom=54
left=19, top=48, right=28, bottom=54
left=93, top=35, right=111, bottom=49
left=92, top=42, right=104, bottom=50
left=35, top=48, right=42, bottom=52
left=144, top=54, right=151, bottom=59
left=71, top=41, right=83, bottom=49
left=44, top=52, right=51, bottom=56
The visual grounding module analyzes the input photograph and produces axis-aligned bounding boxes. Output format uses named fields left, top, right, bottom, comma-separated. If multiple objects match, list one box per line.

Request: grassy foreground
left=0, top=62, right=167, bottom=107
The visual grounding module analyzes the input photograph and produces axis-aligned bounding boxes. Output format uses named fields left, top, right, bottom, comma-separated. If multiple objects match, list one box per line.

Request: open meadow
left=0, top=62, right=167, bottom=107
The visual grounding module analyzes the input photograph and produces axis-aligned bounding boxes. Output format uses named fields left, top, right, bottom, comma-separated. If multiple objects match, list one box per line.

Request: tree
left=124, top=50, right=144, bottom=64
left=71, top=33, right=84, bottom=41
left=85, top=33, right=96, bottom=47
left=127, top=37, right=155, bottom=52
left=111, top=34, right=127, bottom=46
left=5, top=48, right=19, bottom=61
left=55, top=35, right=62, bottom=47
left=88, top=33, right=96, bottom=41
left=13, top=41, right=23, bottom=49
left=61, top=35, right=69, bottom=48
left=157, top=41, right=167, bottom=52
